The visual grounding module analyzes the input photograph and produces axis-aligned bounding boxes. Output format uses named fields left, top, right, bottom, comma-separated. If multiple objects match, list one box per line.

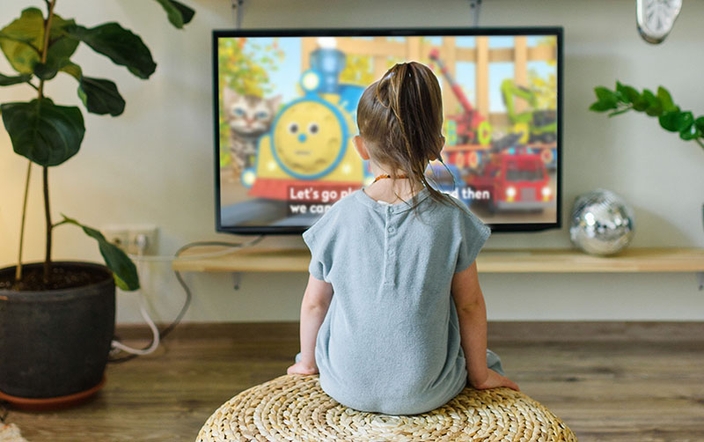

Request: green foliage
left=77, top=77, right=126, bottom=116
left=0, top=72, right=31, bottom=85
left=589, top=81, right=704, bottom=150
left=217, top=37, right=284, bottom=166
left=528, top=71, right=557, bottom=110
left=58, top=216, right=140, bottom=291
left=218, top=37, right=283, bottom=97
left=155, top=0, right=196, bottom=29
left=1, top=98, right=85, bottom=166
left=64, top=23, right=157, bottom=80
left=340, top=54, right=375, bottom=87
left=0, top=1, right=195, bottom=288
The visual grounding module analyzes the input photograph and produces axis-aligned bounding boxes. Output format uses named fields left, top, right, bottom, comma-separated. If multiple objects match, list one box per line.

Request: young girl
left=287, top=61, right=518, bottom=415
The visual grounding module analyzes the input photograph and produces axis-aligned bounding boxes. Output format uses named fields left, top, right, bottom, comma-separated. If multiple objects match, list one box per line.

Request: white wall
left=1, top=0, right=702, bottom=323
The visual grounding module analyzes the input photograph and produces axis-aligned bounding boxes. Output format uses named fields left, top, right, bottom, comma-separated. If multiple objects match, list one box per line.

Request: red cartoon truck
left=465, top=149, right=553, bottom=213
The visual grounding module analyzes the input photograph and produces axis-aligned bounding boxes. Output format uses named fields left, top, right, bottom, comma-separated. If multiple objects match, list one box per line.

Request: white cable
left=110, top=239, right=161, bottom=356
left=110, top=294, right=160, bottom=355
left=126, top=235, right=266, bottom=263
left=127, top=246, right=236, bottom=262
left=110, top=235, right=265, bottom=357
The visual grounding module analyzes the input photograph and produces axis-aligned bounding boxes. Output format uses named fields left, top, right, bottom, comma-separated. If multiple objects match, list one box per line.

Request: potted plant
left=0, top=1, right=195, bottom=407
left=589, top=82, right=704, bottom=245
left=589, top=81, right=704, bottom=150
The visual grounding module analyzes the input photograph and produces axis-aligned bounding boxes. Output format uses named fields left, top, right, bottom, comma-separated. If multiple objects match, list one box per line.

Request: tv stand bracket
left=468, top=0, right=482, bottom=27
left=233, top=272, right=242, bottom=291
left=231, top=0, right=245, bottom=29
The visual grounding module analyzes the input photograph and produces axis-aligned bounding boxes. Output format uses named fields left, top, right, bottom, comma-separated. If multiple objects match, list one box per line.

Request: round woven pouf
left=197, top=375, right=577, bottom=441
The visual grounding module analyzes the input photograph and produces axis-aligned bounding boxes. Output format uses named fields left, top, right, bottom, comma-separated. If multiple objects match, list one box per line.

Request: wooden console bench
left=173, top=247, right=704, bottom=288
left=173, top=247, right=704, bottom=273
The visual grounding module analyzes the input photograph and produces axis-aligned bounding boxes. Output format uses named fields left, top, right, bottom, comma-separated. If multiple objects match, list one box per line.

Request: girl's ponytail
left=389, top=63, right=447, bottom=203
left=357, top=62, right=450, bottom=204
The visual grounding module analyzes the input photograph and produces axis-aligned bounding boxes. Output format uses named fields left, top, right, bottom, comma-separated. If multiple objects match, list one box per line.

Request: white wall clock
left=636, top=0, right=682, bottom=44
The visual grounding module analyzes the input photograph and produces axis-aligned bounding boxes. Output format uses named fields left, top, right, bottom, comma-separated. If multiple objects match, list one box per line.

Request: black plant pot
left=0, top=262, right=115, bottom=405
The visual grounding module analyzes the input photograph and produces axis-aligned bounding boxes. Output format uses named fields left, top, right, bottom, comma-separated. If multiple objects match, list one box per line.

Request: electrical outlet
left=126, top=225, right=158, bottom=256
left=102, top=225, right=129, bottom=250
left=102, top=224, right=158, bottom=255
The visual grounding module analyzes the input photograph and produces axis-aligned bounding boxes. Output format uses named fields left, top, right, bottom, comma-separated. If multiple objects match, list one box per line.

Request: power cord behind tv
left=109, top=235, right=265, bottom=363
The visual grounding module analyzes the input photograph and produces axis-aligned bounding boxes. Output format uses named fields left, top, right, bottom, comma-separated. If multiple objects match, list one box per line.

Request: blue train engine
left=244, top=45, right=368, bottom=205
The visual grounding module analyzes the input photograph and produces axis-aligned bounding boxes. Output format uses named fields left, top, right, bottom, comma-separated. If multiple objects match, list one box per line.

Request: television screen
left=214, top=27, right=563, bottom=235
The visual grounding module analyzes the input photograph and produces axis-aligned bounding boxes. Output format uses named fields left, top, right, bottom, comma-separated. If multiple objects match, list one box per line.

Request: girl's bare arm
left=287, top=274, right=334, bottom=375
left=452, top=262, right=519, bottom=391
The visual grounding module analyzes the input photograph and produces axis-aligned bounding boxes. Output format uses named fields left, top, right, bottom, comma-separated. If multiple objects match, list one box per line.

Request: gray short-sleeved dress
left=302, top=188, right=502, bottom=415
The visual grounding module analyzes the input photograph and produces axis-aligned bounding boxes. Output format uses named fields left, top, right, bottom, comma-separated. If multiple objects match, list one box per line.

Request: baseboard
left=114, top=321, right=300, bottom=341
left=487, top=321, right=704, bottom=343
left=115, top=321, right=704, bottom=343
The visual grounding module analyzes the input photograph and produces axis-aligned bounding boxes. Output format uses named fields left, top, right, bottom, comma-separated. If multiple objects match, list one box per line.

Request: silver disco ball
left=569, top=189, right=636, bottom=256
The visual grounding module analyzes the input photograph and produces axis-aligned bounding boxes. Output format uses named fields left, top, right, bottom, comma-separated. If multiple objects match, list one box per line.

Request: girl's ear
left=353, top=135, right=370, bottom=160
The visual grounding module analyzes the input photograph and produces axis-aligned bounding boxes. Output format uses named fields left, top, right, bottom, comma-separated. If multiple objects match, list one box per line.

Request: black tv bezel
left=213, top=26, right=563, bottom=235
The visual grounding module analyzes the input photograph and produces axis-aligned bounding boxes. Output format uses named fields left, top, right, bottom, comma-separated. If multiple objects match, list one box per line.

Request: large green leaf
left=589, top=87, right=619, bottom=112
left=64, top=23, right=156, bottom=79
left=594, top=86, right=619, bottom=104
left=658, top=110, right=682, bottom=132
left=33, top=61, right=59, bottom=80
left=0, top=8, right=44, bottom=74
left=60, top=216, right=140, bottom=291
left=1, top=98, right=85, bottom=167
left=633, top=89, right=655, bottom=112
left=0, top=8, right=79, bottom=76
left=78, top=77, right=125, bottom=116
left=656, top=86, right=676, bottom=112
left=659, top=110, right=693, bottom=134
left=59, top=60, right=82, bottom=80
left=644, top=90, right=663, bottom=117
left=588, top=100, right=616, bottom=113
left=154, top=0, right=196, bottom=28
left=58, top=62, right=125, bottom=116
left=695, top=117, right=704, bottom=134
left=44, top=20, right=80, bottom=77
left=0, top=72, right=31, bottom=86
left=679, top=125, right=700, bottom=141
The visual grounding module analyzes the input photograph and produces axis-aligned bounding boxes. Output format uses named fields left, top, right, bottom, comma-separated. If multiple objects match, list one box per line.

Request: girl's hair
left=356, top=61, right=450, bottom=204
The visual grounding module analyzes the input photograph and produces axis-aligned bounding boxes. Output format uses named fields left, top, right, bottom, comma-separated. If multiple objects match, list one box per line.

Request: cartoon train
left=244, top=46, right=369, bottom=203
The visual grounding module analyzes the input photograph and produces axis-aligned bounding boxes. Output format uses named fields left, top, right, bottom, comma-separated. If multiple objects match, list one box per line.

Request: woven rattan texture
left=197, top=375, right=577, bottom=441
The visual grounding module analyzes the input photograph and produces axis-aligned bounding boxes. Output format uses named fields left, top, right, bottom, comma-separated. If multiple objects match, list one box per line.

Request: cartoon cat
left=223, top=88, right=281, bottom=174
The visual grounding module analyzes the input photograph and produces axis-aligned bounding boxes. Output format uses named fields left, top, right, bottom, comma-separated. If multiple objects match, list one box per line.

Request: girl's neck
left=365, top=166, right=421, bottom=203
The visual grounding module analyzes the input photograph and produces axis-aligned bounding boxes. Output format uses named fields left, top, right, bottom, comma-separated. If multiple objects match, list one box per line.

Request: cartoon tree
left=529, top=36, right=558, bottom=110
left=339, top=54, right=375, bottom=86
left=528, top=71, right=557, bottom=110
left=218, top=37, right=283, bottom=165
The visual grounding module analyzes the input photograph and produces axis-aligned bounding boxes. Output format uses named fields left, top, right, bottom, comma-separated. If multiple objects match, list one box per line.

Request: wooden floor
left=4, top=322, right=704, bottom=442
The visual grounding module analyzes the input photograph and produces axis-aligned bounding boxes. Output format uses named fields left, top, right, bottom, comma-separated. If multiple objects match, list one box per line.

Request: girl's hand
left=287, top=361, right=319, bottom=376
left=472, top=370, right=520, bottom=392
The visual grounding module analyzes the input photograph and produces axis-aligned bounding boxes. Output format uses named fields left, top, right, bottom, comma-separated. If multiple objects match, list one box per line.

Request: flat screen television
left=213, top=26, right=563, bottom=235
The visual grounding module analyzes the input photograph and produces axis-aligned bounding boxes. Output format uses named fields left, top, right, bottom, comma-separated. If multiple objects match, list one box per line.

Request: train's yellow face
left=273, top=101, right=343, bottom=176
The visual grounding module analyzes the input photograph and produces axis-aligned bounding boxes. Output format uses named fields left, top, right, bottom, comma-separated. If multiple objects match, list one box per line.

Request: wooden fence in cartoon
left=301, top=36, right=557, bottom=128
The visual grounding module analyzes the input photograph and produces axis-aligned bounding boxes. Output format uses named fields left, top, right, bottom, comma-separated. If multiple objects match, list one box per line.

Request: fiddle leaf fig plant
left=589, top=81, right=704, bottom=150
left=0, top=1, right=195, bottom=290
